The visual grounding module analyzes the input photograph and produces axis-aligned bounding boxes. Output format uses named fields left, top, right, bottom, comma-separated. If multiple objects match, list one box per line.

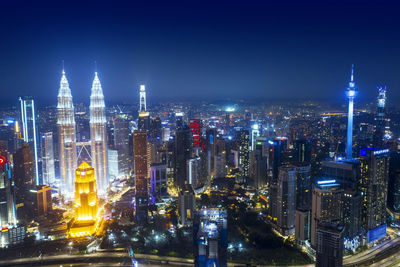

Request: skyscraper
left=0, top=156, right=25, bottom=247
left=345, top=64, right=357, bottom=159
left=174, top=126, right=193, bottom=189
left=138, top=85, right=150, bottom=131
left=388, top=151, right=400, bottom=226
left=374, top=86, right=390, bottom=145
left=276, top=165, right=297, bottom=236
left=238, top=129, right=250, bottom=182
left=311, top=180, right=342, bottom=247
left=113, top=114, right=132, bottom=176
left=316, top=222, right=345, bottom=267
left=41, top=132, right=55, bottom=186
left=90, top=72, right=108, bottom=194
left=359, top=147, right=389, bottom=242
left=134, top=131, right=149, bottom=224
left=57, top=69, right=77, bottom=195
left=19, top=96, right=40, bottom=185
left=69, top=161, right=99, bottom=237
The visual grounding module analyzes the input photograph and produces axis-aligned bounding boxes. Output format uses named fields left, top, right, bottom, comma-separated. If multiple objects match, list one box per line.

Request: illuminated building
left=19, top=96, right=40, bottom=185
left=321, top=160, right=359, bottom=191
left=134, top=131, right=149, bottom=224
left=107, top=149, right=119, bottom=178
left=69, top=161, right=99, bottom=238
left=238, top=129, right=250, bottom=182
left=250, top=123, right=260, bottom=151
left=374, top=86, right=391, bottom=145
left=90, top=72, right=109, bottom=194
left=150, top=116, right=162, bottom=143
left=57, top=69, right=77, bottom=195
left=276, top=165, right=296, bottom=236
left=187, top=157, right=201, bottom=187
left=316, top=222, right=344, bottom=267
left=150, top=163, right=167, bottom=197
left=113, top=114, right=132, bottom=176
left=37, top=185, right=52, bottom=217
left=190, top=119, right=202, bottom=148
left=0, top=156, right=25, bottom=247
left=311, top=179, right=342, bottom=247
left=342, top=189, right=361, bottom=244
left=358, top=147, right=389, bottom=243
left=175, top=112, right=184, bottom=130
left=194, top=208, right=228, bottom=267
left=178, top=184, right=195, bottom=226
left=138, top=85, right=150, bottom=131
left=41, top=132, right=55, bottom=186
left=345, top=64, right=357, bottom=159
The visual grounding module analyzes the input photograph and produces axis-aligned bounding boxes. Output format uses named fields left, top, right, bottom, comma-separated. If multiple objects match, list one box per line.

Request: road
left=344, top=237, right=400, bottom=266
left=0, top=251, right=316, bottom=267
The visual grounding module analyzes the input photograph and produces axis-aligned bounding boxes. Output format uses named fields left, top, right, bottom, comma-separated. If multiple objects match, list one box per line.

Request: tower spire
left=345, top=64, right=357, bottom=160
left=62, top=60, right=65, bottom=75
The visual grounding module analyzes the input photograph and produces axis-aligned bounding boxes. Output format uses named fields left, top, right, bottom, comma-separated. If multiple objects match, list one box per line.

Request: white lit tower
left=90, top=72, right=109, bottom=194
left=375, top=86, right=391, bottom=141
left=138, top=85, right=150, bottom=131
left=139, top=84, right=146, bottom=112
left=57, top=69, right=77, bottom=194
left=345, top=64, right=357, bottom=160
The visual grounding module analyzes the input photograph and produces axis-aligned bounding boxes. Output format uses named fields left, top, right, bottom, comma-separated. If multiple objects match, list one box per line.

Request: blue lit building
left=194, top=208, right=227, bottom=267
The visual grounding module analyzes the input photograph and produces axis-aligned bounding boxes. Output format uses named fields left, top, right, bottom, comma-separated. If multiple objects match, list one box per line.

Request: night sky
left=0, top=1, right=399, bottom=106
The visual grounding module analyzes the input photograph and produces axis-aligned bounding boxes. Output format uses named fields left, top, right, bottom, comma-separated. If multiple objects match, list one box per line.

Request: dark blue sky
left=0, top=1, right=399, bottom=106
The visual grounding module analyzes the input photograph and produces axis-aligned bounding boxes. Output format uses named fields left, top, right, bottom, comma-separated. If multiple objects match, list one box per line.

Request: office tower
left=311, top=180, right=342, bottom=247
left=345, top=64, right=357, bottom=159
left=150, top=163, right=167, bottom=198
left=90, top=72, right=108, bottom=194
left=13, top=144, right=34, bottom=218
left=270, top=137, right=287, bottom=182
left=321, top=160, right=359, bottom=191
left=194, top=208, right=228, bottom=267
left=316, top=222, right=345, bottom=267
left=294, top=139, right=312, bottom=164
left=0, top=156, right=25, bottom=247
left=107, top=149, right=119, bottom=178
left=134, top=131, right=149, bottom=224
left=238, top=129, right=250, bottom=181
left=19, top=96, right=40, bottom=185
left=295, top=208, right=310, bottom=245
left=37, top=185, right=52, bottom=217
left=178, top=184, right=195, bottom=226
left=113, top=114, right=132, bottom=176
left=175, top=112, right=184, bottom=130
left=295, top=163, right=312, bottom=210
left=41, top=132, right=55, bottom=186
left=250, top=139, right=268, bottom=189
left=174, top=126, right=192, bottom=189
left=190, top=119, right=202, bottom=148
left=359, top=147, right=389, bottom=243
left=57, top=69, right=77, bottom=195
left=187, top=157, right=202, bottom=188
left=250, top=124, right=260, bottom=151
left=138, top=85, right=150, bottom=131
left=150, top=116, right=162, bottom=143
left=214, top=154, right=226, bottom=179
left=388, top=151, right=400, bottom=226
left=374, top=86, right=391, bottom=145
left=69, top=161, right=99, bottom=237
left=276, top=165, right=296, bottom=236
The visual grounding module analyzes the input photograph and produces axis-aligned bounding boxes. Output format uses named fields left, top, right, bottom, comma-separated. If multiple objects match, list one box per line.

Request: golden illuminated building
left=69, top=161, right=99, bottom=238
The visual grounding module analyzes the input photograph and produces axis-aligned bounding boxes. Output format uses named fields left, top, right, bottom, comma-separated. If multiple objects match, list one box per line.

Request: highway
left=344, top=237, right=400, bottom=266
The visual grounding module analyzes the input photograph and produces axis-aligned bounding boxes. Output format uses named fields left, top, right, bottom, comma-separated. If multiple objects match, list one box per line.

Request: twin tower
left=57, top=70, right=108, bottom=196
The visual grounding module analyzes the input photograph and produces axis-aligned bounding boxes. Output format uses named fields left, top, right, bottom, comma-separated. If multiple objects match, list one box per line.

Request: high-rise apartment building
left=113, top=114, right=132, bottom=176
left=359, top=147, right=389, bottom=243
